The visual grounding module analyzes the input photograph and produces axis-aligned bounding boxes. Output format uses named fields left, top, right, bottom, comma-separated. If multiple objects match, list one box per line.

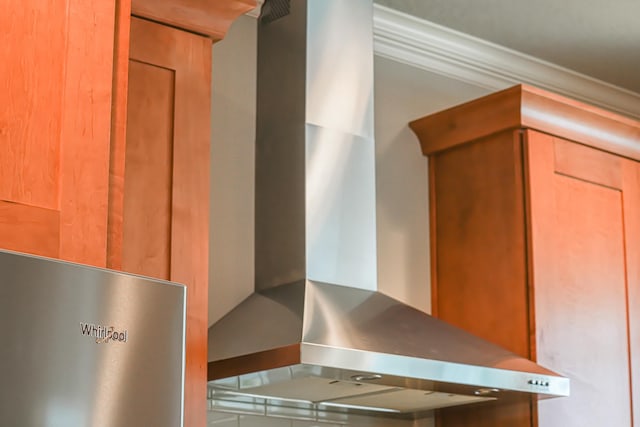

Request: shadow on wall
left=209, top=15, right=257, bottom=326
left=373, top=56, right=489, bottom=312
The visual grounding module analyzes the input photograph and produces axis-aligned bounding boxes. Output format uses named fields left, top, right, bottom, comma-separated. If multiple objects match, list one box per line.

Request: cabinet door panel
left=0, top=0, right=116, bottom=266
left=0, top=0, right=66, bottom=209
left=121, top=61, right=174, bottom=279
left=432, top=130, right=532, bottom=427
left=527, top=131, right=634, bottom=426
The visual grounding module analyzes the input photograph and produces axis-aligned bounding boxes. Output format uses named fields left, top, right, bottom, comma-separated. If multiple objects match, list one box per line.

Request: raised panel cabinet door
left=0, top=0, right=117, bottom=265
left=526, top=130, right=635, bottom=426
left=115, top=17, right=211, bottom=427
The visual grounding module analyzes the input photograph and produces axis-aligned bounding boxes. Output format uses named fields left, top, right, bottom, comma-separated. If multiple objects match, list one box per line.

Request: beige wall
left=208, top=14, right=489, bottom=427
left=210, top=15, right=257, bottom=325
left=373, top=56, right=488, bottom=309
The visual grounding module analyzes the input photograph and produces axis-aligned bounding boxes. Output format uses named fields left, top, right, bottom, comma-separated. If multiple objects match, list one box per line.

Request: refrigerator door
left=0, top=250, right=186, bottom=427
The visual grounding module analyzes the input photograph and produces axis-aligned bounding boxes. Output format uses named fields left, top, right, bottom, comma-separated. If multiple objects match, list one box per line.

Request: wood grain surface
left=411, top=84, right=640, bottom=161
left=132, top=0, right=256, bottom=39
left=526, top=130, right=634, bottom=426
left=107, top=0, right=132, bottom=271
left=0, top=0, right=116, bottom=267
left=126, top=17, right=211, bottom=427
left=0, top=201, right=60, bottom=258
left=418, top=89, right=640, bottom=426
left=622, top=160, right=640, bottom=426
left=0, top=0, right=65, bottom=210
left=432, top=130, right=530, bottom=358
left=121, top=60, right=175, bottom=279
left=431, top=130, right=533, bottom=427
left=58, top=0, right=116, bottom=266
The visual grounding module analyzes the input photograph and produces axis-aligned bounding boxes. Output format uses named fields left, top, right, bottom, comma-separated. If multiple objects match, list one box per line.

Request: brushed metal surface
left=208, top=281, right=305, bottom=361
left=208, top=280, right=569, bottom=411
left=0, top=250, right=185, bottom=427
left=305, top=125, right=377, bottom=289
left=208, top=0, right=570, bottom=415
left=254, top=0, right=307, bottom=292
left=254, top=0, right=377, bottom=292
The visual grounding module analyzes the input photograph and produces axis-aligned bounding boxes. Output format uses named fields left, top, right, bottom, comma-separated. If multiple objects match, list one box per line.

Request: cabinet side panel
left=432, top=131, right=530, bottom=356
left=432, top=130, right=532, bottom=427
left=527, top=131, right=632, bottom=426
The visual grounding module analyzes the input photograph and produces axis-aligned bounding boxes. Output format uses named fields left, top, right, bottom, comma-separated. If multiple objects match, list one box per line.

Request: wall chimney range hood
left=207, top=0, right=569, bottom=419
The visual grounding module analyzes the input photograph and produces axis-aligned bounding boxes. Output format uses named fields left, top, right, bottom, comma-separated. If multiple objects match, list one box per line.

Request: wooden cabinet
left=0, top=0, right=118, bottom=266
left=110, top=17, right=212, bottom=427
left=410, top=85, right=640, bottom=427
left=0, top=2, right=253, bottom=427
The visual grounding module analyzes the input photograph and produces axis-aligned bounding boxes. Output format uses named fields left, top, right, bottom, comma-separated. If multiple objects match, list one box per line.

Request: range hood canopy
left=207, top=0, right=569, bottom=419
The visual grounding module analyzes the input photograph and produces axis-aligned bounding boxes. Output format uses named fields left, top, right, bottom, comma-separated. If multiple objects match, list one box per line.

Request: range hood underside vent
left=210, top=372, right=495, bottom=419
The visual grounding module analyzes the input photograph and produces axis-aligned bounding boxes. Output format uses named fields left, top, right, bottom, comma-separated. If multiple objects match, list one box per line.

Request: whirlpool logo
left=80, top=322, right=128, bottom=344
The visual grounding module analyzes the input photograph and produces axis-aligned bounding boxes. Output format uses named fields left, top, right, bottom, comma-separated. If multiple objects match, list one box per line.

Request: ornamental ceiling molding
left=372, top=4, right=640, bottom=120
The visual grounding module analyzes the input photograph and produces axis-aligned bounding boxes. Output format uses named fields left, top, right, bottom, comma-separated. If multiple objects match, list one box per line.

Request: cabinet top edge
left=132, top=0, right=257, bottom=40
left=409, top=84, right=640, bottom=160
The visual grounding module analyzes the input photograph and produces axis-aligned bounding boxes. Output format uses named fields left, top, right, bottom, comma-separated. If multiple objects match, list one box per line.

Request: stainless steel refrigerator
left=0, top=250, right=186, bottom=427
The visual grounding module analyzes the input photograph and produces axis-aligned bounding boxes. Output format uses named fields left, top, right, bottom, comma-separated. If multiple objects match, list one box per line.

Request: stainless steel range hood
left=207, top=0, right=569, bottom=419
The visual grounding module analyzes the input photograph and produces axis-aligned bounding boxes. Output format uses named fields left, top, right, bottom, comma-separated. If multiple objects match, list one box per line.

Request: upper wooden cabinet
left=0, top=0, right=117, bottom=266
left=0, top=2, right=253, bottom=427
left=410, top=85, right=640, bottom=427
left=0, top=0, right=254, bottom=263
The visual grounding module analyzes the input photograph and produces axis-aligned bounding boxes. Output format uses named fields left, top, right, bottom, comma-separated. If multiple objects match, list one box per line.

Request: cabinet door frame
left=525, top=129, right=638, bottom=426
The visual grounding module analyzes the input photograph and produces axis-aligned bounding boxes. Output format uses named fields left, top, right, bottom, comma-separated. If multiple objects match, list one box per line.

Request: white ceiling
left=374, top=0, right=640, bottom=93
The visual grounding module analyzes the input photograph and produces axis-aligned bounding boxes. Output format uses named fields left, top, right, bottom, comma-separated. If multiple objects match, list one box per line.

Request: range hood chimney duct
left=207, top=0, right=569, bottom=419
left=254, top=0, right=377, bottom=293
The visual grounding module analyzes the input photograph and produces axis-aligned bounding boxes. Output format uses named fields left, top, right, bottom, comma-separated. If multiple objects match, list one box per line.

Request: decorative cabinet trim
left=410, top=85, right=640, bottom=161
left=132, top=0, right=256, bottom=40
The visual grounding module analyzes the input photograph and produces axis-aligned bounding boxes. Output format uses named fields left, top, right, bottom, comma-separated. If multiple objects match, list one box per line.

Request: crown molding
left=372, top=4, right=640, bottom=119
left=132, top=0, right=256, bottom=40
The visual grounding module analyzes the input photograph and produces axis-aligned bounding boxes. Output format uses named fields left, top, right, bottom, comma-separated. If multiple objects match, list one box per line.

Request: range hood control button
left=528, top=379, right=550, bottom=387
